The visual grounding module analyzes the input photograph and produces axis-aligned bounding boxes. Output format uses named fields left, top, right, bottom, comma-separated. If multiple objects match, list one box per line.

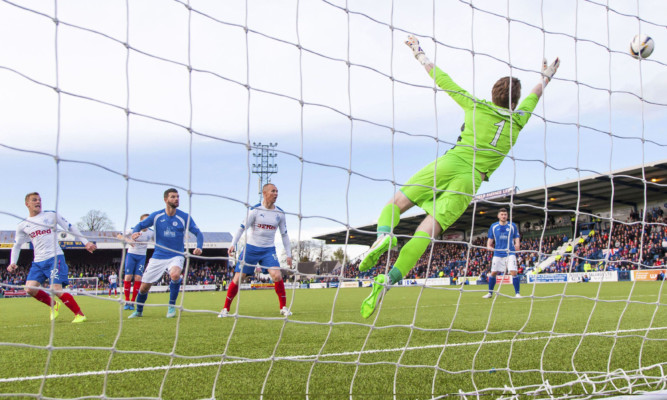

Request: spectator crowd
left=342, top=207, right=666, bottom=281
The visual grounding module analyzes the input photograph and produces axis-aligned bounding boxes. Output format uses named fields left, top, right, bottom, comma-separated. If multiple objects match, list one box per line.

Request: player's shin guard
left=132, top=281, right=141, bottom=302
left=393, top=231, right=431, bottom=278
left=168, top=279, right=182, bottom=306
left=59, top=293, right=83, bottom=316
left=512, top=275, right=520, bottom=294
left=136, top=291, right=148, bottom=313
left=33, top=290, right=55, bottom=307
left=123, top=281, right=131, bottom=301
left=224, top=281, right=238, bottom=310
left=274, top=279, right=286, bottom=309
left=377, top=204, right=401, bottom=235
left=488, top=276, right=497, bottom=292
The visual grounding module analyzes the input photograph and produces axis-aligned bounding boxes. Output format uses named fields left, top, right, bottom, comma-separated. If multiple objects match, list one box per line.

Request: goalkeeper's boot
left=49, top=301, right=60, bottom=321
left=71, top=314, right=87, bottom=324
left=482, top=292, right=493, bottom=299
left=514, top=293, right=523, bottom=299
left=218, top=308, right=229, bottom=318
left=359, top=234, right=397, bottom=272
left=128, top=311, right=142, bottom=319
left=166, top=306, right=177, bottom=318
left=280, top=306, right=292, bottom=317
left=360, top=274, right=388, bottom=319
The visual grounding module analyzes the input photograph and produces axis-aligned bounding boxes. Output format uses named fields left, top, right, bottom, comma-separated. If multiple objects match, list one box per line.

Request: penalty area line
left=0, top=326, right=664, bottom=383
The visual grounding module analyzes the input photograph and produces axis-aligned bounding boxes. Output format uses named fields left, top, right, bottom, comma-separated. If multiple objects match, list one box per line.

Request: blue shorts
left=109, top=282, right=118, bottom=289
left=235, top=244, right=280, bottom=275
left=26, top=255, right=69, bottom=286
left=124, top=253, right=146, bottom=277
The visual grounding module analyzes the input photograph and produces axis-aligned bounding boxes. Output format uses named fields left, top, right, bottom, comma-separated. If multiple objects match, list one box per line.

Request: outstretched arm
left=57, top=213, right=96, bottom=253
left=405, top=35, right=434, bottom=73
left=531, top=57, right=560, bottom=99
left=405, top=35, right=475, bottom=109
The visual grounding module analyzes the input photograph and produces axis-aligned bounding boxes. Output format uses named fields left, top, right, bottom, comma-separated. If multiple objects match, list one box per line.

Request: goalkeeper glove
left=542, top=57, right=560, bottom=85
left=405, top=35, right=430, bottom=66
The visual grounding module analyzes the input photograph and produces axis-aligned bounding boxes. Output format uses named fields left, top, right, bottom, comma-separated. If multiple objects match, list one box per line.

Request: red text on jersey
left=29, top=229, right=52, bottom=238
left=256, top=224, right=276, bottom=230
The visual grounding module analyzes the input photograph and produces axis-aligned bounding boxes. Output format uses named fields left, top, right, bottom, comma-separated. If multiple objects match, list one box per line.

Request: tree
left=331, top=247, right=348, bottom=263
left=283, top=239, right=330, bottom=262
left=77, top=210, right=115, bottom=231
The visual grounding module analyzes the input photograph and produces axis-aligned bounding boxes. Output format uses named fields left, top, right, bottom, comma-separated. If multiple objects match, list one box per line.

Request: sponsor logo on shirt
left=256, top=224, right=276, bottom=230
left=163, top=229, right=176, bottom=238
left=29, top=229, right=52, bottom=238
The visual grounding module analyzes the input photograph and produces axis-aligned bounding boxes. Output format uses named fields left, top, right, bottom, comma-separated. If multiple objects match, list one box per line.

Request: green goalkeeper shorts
left=400, top=154, right=483, bottom=231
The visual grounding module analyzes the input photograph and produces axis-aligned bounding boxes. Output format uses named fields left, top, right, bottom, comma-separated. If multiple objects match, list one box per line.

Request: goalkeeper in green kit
left=359, top=35, right=560, bottom=318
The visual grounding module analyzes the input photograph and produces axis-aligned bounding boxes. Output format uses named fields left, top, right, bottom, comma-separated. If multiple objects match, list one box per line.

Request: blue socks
left=136, top=291, right=148, bottom=313
left=169, top=278, right=182, bottom=306
left=488, top=275, right=497, bottom=293
left=134, top=279, right=181, bottom=314
left=487, top=275, right=520, bottom=295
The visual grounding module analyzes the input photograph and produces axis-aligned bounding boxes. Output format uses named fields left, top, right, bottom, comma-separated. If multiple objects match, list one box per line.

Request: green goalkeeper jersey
left=430, top=66, right=539, bottom=179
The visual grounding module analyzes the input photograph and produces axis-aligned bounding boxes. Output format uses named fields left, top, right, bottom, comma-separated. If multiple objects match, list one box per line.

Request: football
left=630, top=34, right=655, bottom=59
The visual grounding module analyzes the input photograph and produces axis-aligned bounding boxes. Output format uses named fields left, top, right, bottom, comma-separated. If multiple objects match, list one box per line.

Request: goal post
left=67, top=277, right=100, bottom=296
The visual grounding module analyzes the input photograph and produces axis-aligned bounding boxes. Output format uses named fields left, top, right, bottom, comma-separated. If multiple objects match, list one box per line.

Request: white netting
left=0, top=0, right=666, bottom=399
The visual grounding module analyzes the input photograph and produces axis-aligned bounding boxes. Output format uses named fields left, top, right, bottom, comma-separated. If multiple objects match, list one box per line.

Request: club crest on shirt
left=172, top=221, right=178, bottom=227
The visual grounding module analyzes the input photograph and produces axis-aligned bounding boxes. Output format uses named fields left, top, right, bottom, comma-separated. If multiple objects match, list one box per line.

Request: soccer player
left=219, top=183, right=293, bottom=317
left=484, top=208, right=521, bottom=298
left=116, top=214, right=154, bottom=310
left=6, top=192, right=97, bottom=323
left=358, top=35, right=560, bottom=318
left=127, top=188, right=203, bottom=319
left=108, top=271, right=118, bottom=297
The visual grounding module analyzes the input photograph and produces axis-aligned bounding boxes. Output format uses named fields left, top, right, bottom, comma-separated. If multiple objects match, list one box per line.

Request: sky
left=0, top=0, right=666, bottom=260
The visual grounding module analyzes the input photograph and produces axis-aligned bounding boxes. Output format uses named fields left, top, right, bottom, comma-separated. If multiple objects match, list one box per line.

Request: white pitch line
left=1, top=327, right=665, bottom=384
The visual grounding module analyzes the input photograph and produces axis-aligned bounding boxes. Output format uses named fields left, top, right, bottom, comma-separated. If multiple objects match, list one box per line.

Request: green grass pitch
left=1, top=282, right=665, bottom=399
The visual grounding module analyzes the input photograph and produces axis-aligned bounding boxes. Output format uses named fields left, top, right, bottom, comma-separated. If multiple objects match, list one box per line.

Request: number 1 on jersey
left=490, top=121, right=505, bottom=147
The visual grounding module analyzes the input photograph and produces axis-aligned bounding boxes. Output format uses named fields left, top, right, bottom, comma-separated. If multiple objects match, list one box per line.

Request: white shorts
left=142, top=256, right=185, bottom=284
left=491, top=255, right=517, bottom=273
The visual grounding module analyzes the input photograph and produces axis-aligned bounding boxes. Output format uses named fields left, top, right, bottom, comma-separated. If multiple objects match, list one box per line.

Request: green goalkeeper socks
left=391, top=231, right=431, bottom=282
left=377, top=204, right=401, bottom=235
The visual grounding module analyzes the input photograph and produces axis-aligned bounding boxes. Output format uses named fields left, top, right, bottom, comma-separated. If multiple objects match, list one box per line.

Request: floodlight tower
left=251, top=142, right=278, bottom=203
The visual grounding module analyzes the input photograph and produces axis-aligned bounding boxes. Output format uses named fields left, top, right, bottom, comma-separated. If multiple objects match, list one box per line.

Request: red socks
left=224, top=281, right=238, bottom=310
left=132, top=281, right=141, bottom=302
left=223, top=280, right=286, bottom=310
left=124, top=281, right=131, bottom=301
left=33, top=290, right=55, bottom=307
left=274, top=280, right=286, bottom=309
left=58, top=292, right=83, bottom=316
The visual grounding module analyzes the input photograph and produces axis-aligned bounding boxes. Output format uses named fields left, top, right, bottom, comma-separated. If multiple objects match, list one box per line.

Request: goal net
left=0, top=0, right=665, bottom=399
left=67, top=277, right=100, bottom=296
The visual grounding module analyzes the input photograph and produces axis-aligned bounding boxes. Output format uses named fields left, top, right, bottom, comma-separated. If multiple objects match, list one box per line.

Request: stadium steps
left=528, top=235, right=587, bottom=274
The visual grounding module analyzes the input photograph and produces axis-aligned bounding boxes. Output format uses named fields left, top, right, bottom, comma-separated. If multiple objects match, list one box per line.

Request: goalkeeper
left=359, top=35, right=560, bottom=318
